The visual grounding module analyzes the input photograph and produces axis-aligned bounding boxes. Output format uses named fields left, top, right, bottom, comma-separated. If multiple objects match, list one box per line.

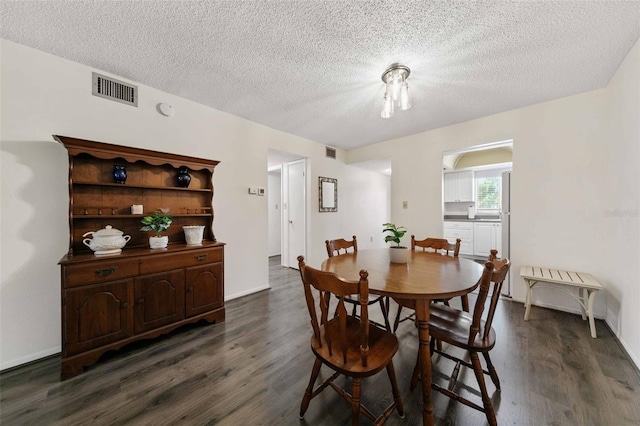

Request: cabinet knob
left=187, top=286, right=193, bottom=292
left=195, top=254, right=207, bottom=261
left=121, top=302, right=128, bottom=309
left=137, top=298, right=144, bottom=304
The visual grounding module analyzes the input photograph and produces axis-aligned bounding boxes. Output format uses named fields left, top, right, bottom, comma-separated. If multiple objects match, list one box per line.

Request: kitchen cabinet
left=443, top=171, right=474, bottom=202
left=443, top=221, right=474, bottom=255
left=474, top=222, right=502, bottom=257
left=57, top=135, right=225, bottom=379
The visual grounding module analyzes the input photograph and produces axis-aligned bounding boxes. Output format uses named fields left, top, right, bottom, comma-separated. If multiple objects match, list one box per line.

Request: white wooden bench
left=520, top=265, right=603, bottom=338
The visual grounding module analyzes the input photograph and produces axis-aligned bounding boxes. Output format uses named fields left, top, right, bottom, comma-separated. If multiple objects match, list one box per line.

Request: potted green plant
left=141, top=209, right=173, bottom=249
left=383, top=222, right=409, bottom=263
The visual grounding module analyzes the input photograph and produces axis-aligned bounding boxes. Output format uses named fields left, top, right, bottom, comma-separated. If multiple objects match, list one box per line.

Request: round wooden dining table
left=322, top=248, right=484, bottom=426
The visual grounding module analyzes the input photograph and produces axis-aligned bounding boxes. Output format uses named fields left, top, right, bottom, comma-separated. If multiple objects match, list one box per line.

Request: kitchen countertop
left=444, top=216, right=501, bottom=223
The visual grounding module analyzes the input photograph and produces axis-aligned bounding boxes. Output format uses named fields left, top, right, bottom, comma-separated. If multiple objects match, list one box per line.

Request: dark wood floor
left=2, top=256, right=639, bottom=425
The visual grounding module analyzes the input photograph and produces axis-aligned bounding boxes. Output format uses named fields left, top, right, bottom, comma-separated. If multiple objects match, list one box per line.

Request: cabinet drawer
left=139, top=247, right=223, bottom=274
left=64, top=259, right=139, bottom=288
left=444, top=228, right=473, bottom=241
left=443, top=221, right=473, bottom=230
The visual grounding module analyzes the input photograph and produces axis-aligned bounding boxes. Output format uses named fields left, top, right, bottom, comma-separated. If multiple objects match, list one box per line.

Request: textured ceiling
left=1, top=1, right=639, bottom=150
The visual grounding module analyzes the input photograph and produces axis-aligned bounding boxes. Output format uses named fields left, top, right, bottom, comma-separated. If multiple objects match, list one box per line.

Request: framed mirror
left=319, top=177, right=337, bottom=212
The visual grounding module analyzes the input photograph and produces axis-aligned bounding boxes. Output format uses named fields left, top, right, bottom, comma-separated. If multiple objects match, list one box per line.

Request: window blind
left=476, top=176, right=501, bottom=210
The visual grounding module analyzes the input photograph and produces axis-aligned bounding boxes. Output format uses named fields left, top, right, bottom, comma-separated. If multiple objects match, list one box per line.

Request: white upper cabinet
left=444, top=171, right=474, bottom=202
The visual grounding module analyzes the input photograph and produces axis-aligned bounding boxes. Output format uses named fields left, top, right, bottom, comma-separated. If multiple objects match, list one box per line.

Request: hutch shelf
left=56, top=135, right=225, bottom=379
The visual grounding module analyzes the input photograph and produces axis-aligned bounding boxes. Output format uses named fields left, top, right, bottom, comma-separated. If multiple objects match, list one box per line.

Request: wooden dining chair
left=414, top=255, right=511, bottom=426
left=392, top=236, right=463, bottom=333
left=325, top=235, right=359, bottom=257
left=297, top=256, right=404, bottom=425
left=412, top=236, right=461, bottom=256
left=325, top=236, right=392, bottom=331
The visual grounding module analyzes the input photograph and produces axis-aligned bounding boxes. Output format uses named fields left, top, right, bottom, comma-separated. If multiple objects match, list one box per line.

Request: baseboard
left=225, top=284, right=271, bottom=301
left=604, top=318, right=640, bottom=373
left=1, top=346, right=60, bottom=372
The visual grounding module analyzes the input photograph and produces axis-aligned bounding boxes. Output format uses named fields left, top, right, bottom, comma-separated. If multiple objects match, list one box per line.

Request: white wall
left=267, top=171, right=282, bottom=256
left=348, top=38, right=640, bottom=367
left=603, top=37, right=640, bottom=365
left=0, top=40, right=390, bottom=370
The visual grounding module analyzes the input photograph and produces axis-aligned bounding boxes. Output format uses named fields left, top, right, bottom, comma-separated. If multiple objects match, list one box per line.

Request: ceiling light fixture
left=381, top=64, right=411, bottom=118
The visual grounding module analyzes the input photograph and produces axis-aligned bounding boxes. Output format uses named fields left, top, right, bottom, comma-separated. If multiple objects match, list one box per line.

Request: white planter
left=389, top=246, right=409, bottom=264
left=183, top=225, right=205, bottom=245
left=149, top=235, right=169, bottom=249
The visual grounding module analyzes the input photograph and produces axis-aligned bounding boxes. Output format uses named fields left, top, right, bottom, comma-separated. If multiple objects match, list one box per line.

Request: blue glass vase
left=176, top=166, right=191, bottom=188
left=112, top=165, right=127, bottom=184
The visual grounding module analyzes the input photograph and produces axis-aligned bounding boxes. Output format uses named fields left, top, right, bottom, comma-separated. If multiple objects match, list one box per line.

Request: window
left=476, top=176, right=501, bottom=210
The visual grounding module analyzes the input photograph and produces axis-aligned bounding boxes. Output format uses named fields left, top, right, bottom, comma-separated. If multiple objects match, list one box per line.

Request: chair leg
left=470, top=352, right=497, bottom=426
left=351, top=378, right=361, bottom=426
left=393, top=305, right=402, bottom=333
left=299, top=358, right=322, bottom=419
left=386, top=361, right=404, bottom=417
left=379, top=297, right=392, bottom=332
left=482, top=352, right=501, bottom=391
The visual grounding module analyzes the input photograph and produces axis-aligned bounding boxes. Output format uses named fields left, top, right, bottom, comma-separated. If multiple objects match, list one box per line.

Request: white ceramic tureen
left=83, top=225, right=131, bottom=255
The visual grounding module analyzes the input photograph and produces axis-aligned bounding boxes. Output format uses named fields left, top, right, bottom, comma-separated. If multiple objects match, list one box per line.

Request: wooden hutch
left=56, top=135, right=225, bottom=379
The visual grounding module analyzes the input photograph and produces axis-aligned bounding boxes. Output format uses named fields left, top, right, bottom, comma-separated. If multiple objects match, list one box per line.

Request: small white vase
left=183, top=225, right=205, bottom=245
left=389, top=246, right=409, bottom=264
left=149, top=235, right=169, bottom=249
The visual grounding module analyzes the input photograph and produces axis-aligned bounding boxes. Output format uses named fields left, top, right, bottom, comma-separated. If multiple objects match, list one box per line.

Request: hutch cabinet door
left=64, top=279, right=133, bottom=356
left=134, top=270, right=185, bottom=334
left=185, top=262, right=223, bottom=317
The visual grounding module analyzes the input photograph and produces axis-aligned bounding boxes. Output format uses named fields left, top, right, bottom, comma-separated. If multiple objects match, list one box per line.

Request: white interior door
left=267, top=170, right=282, bottom=257
left=284, top=159, right=306, bottom=268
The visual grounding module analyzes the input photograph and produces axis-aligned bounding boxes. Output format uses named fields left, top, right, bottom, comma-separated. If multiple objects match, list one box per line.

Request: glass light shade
left=389, top=71, right=403, bottom=101
left=399, top=82, right=411, bottom=110
left=381, top=92, right=394, bottom=118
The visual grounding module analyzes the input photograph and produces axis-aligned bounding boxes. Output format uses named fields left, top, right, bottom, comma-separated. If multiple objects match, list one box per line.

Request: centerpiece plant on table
left=383, top=222, right=409, bottom=263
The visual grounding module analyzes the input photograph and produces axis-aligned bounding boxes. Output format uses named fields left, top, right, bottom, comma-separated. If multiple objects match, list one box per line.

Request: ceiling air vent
left=92, top=72, right=138, bottom=107
left=325, top=146, right=337, bottom=159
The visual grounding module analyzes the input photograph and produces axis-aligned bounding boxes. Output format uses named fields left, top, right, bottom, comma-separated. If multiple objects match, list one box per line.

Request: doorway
left=267, top=149, right=306, bottom=269
left=442, top=140, right=513, bottom=296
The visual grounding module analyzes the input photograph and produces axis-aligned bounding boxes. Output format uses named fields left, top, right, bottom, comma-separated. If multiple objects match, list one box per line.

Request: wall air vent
left=325, top=146, right=337, bottom=159
left=92, top=72, right=138, bottom=107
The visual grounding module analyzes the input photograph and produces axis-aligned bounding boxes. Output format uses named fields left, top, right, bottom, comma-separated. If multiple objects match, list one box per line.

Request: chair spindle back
left=297, top=256, right=370, bottom=366
left=325, top=235, right=358, bottom=258
left=483, top=254, right=511, bottom=339
left=469, top=257, right=512, bottom=343
left=411, top=236, right=461, bottom=257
